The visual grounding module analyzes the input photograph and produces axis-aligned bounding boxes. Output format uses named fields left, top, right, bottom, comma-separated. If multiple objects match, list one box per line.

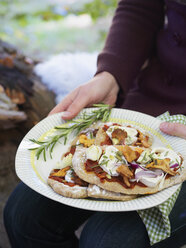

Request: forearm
left=96, top=0, right=164, bottom=93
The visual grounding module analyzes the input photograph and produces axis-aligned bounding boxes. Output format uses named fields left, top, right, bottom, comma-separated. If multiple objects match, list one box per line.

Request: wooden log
left=0, top=39, right=56, bottom=132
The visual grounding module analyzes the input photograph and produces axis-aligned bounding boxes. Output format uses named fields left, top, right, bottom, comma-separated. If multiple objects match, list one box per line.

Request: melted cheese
left=61, top=153, right=73, bottom=167
left=65, top=169, right=74, bottom=183
left=55, top=153, right=73, bottom=169
left=86, top=145, right=102, bottom=161
left=99, top=146, right=127, bottom=176
left=150, top=147, right=181, bottom=165
left=137, top=149, right=152, bottom=164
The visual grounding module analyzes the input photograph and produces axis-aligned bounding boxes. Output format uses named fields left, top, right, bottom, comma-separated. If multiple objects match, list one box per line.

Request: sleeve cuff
left=95, top=52, right=129, bottom=94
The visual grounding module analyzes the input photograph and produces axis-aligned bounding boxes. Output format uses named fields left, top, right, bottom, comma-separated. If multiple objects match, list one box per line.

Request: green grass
left=0, top=0, right=116, bottom=59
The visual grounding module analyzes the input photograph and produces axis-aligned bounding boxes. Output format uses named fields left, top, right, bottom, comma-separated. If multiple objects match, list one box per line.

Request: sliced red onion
left=170, top=163, right=179, bottom=168
left=135, top=169, right=163, bottom=180
left=129, top=163, right=147, bottom=170
left=153, top=169, right=164, bottom=176
left=129, top=163, right=139, bottom=169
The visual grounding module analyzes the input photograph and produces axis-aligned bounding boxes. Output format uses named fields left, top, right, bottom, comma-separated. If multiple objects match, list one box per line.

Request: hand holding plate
left=48, top=71, right=119, bottom=120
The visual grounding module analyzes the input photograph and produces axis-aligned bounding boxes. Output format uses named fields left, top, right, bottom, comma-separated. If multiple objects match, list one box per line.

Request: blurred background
left=0, top=0, right=117, bottom=60
left=0, top=1, right=117, bottom=247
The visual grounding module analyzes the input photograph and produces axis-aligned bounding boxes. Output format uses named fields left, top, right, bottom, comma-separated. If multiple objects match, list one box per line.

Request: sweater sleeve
left=96, top=0, right=164, bottom=93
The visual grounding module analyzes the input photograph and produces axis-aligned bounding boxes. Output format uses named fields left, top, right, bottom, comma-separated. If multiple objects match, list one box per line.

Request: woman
left=4, top=0, right=186, bottom=247
left=50, top=0, right=186, bottom=119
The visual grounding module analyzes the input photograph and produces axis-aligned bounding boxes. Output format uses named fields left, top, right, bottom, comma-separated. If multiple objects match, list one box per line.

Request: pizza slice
left=73, top=145, right=186, bottom=195
left=48, top=166, right=89, bottom=198
left=94, top=123, right=153, bottom=148
left=70, top=122, right=153, bottom=149
left=47, top=145, right=88, bottom=198
left=47, top=144, right=137, bottom=200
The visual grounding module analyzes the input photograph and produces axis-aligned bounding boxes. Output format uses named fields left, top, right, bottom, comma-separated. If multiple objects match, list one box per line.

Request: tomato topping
left=84, top=161, right=146, bottom=189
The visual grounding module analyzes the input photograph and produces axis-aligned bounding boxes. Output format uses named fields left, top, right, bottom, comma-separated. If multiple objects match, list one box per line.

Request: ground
left=0, top=146, right=19, bottom=248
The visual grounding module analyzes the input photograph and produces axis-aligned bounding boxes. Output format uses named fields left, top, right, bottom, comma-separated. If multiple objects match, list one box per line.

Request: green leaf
left=28, top=147, right=38, bottom=151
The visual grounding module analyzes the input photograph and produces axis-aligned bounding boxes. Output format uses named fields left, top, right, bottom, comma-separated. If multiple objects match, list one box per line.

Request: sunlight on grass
left=0, top=0, right=116, bottom=59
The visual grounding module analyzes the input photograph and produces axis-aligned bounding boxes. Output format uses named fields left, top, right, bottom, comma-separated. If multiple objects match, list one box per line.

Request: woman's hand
left=160, top=122, right=186, bottom=139
left=49, top=71, right=119, bottom=120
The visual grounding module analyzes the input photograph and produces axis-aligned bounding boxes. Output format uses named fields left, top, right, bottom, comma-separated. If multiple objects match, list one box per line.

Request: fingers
left=63, top=89, right=93, bottom=120
left=48, top=90, right=78, bottom=116
left=48, top=102, right=68, bottom=116
left=160, top=122, right=186, bottom=139
left=49, top=85, right=93, bottom=120
left=48, top=71, right=119, bottom=119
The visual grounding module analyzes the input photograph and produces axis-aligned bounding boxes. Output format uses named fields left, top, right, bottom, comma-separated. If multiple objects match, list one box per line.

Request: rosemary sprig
left=29, top=103, right=113, bottom=161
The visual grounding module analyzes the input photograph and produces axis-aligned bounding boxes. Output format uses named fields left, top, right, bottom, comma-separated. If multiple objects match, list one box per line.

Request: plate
left=15, top=108, right=186, bottom=212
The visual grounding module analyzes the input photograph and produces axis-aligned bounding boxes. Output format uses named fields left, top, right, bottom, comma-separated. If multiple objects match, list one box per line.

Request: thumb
left=160, top=122, right=186, bottom=139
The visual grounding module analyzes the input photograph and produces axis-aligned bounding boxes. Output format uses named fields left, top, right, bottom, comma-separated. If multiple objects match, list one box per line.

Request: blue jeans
left=3, top=182, right=186, bottom=248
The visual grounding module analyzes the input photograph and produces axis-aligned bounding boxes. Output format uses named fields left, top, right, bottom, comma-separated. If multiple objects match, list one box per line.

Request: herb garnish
left=99, top=160, right=109, bottom=167
left=106, top=174, right=112, bottom=179
left=90, top=132, right=93, bottom=139
left=90, top=164, right=100, bottom=169
left=29, top=103, right=113, bottom=161
left=149, top=152, right=155, bottom=161
left=142, top=152, right=147, bottom=162
left=175, top=158, right=179, bottom=165
left=115, top=151, right=123, bottom=161
left=165, top=151, right=169, bottom=157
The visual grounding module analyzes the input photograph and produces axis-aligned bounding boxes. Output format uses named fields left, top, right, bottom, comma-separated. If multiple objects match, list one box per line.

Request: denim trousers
left=3, top=182, right=186, bottom=248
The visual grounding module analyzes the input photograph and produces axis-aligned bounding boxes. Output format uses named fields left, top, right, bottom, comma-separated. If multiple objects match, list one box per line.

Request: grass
left=0, top=0, right=114, bottom=60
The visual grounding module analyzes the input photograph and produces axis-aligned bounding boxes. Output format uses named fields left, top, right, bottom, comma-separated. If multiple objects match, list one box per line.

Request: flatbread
left=47, top=169, right=137, bottom=200
left=95, top=123, right=153, bottom=147
left=87, top=184, right=137, bottom=201
left=71, top=122, right=153, bottom=148
left=73, top=147, right=186, bottom=195
left=47, top=177, right=88, bottom=199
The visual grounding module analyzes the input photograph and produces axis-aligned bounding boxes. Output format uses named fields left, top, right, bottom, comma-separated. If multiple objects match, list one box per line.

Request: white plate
left=15, top=108, right=186, bottom=212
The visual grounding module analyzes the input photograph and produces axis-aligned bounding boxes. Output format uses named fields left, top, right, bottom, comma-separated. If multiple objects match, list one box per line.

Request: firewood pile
left=0, top=38, right=56, bottom=189
left=0, top=40, right=56, bottom=248
left=0, top=39, right=56, bottom=131
left=0, top=38, right=56, bottom=193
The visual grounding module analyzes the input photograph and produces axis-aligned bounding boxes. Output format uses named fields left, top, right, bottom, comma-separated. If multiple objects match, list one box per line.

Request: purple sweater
left=96, top=0, right=186, bottom=116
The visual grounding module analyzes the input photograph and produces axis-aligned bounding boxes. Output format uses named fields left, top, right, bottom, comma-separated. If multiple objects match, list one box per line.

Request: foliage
left=0, top=0, right=118, bottom=58
left=0, top=0, right=117, bottom=22
left=79, top=0, right=118, bottom=21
